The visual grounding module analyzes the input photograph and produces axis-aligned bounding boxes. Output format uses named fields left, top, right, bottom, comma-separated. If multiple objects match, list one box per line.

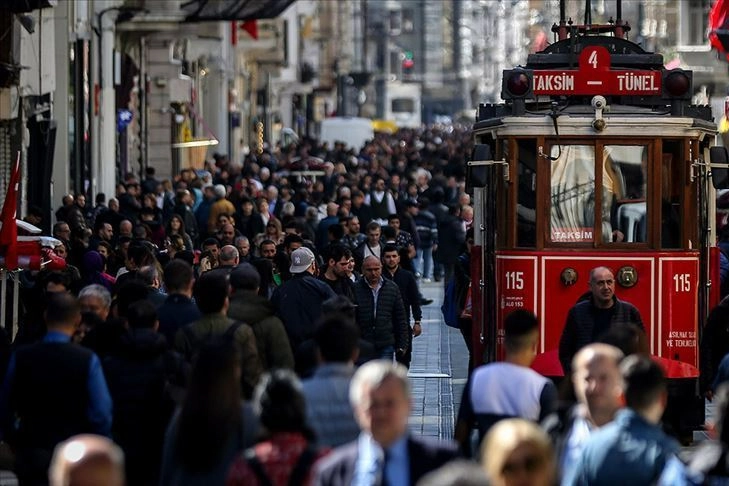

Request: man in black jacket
left=382, top=244, right=421, bottom=368
left=352, top=256, right=409, bottom=360
left=103, top=300, right=187, bottom=485
left=271, top=247, right=336, bottom=356
left=559, top=266, right=644, bottom=374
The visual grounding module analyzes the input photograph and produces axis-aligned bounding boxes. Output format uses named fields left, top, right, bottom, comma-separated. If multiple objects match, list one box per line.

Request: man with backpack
left=174, top=271, right=262, bottom=399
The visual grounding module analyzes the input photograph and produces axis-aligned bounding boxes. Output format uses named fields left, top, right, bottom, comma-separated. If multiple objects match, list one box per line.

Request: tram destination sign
left=532, top=45, right=662, bottom=96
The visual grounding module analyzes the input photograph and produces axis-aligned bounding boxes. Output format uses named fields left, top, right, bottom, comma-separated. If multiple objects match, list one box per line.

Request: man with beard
left=381, top=244, right=421, bottom=368
left=319, top=244, right=355, bottom=302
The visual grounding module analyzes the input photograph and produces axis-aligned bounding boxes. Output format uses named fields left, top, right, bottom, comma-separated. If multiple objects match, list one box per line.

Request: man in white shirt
left=454, top=310, right=558, bottom=455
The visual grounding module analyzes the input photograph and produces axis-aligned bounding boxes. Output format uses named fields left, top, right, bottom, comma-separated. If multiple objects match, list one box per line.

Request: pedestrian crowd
left=0, top=126, right=723, bottom=485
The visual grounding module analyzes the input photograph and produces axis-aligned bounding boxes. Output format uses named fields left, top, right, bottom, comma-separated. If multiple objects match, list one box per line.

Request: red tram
left=467, top=2, right=729, bottom=434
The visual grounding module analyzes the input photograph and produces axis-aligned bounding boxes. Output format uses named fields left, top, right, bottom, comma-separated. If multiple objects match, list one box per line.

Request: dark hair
left=176, top=341, right=242, bottom=472
left=315, top=315, right=359, bottom=363
left=202, top=238, right=219, bottom=249
left=327, top=224, right=344, bottom=240
left=365, top=221, right=381, bottom=233
left=382, top=243, right=399, bottom=256
left=193, top=272, right=229, bottom=314
left=255, top=370, right=311, bottom=438
left=620, top=354, right=666, bottom=411
left=382, top=226, right=397, bottom=241
left=137, top=265, right=158, bottom=286
left=165, top=214, right=188, bottom=239
left=326, top=244, right=352, bottom=264
left=259, top=239, right=276, bottom=250
left=596, top=323, right=649, bottom=357
left=387, top=213, right=400, bottom=222
left=503, top=310, right=539, bottom=354
left=229, top=263, right=261, bottom=291
left=128, top=244, right=156, bottom=267
left=283, top=233, right=304, bottom=249
left=164, top=259, right=194, bottom=292
left=115, top=281, right=150, bottom=318
left=45, top=293, right=80, bottom=327
left=127, top=300, right=157, bottom=329
left=43, top=271, right=71, bottom=292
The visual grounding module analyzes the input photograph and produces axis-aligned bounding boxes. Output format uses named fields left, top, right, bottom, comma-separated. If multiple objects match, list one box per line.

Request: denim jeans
left=416, top=246, right=434, bottom=279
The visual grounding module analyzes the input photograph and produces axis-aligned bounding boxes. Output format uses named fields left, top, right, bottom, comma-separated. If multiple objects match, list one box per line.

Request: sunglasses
left=501, top=455, right=545, bottom=475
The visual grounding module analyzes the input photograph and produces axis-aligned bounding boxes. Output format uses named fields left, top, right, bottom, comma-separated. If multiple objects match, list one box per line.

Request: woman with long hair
left=166, top=214, right=194, bottom=251
left=254, top=218, right=284, bottom=251
left=160, top=341, right=258, bottom=485
left=226, top=370, right=327, bottom=485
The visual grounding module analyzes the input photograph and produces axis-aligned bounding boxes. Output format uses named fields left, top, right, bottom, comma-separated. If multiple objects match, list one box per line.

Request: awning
left=182, top=0, right=297, bottom=22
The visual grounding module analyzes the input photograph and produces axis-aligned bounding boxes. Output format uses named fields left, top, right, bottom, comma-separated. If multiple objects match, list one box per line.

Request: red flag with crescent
left=0, top=152, right=20, bottom=269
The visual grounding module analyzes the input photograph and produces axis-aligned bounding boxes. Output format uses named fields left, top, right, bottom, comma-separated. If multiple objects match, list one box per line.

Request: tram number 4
left=505, top=271, right=524, bottom=290
left=673, top=273, right=691, bottom=293
left=588, top=50, right=599, bottom=68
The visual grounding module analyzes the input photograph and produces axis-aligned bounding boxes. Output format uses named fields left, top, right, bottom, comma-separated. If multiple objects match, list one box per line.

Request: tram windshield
left=550, top=144, right=647, bottom=244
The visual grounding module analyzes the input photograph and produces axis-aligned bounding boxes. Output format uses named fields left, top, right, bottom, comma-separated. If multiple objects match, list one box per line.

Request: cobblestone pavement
left=408, top=280, right=469, bottom=439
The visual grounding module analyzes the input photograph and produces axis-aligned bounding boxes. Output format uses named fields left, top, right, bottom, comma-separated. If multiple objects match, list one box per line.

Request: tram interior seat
left=617, top=202, right=646, bottom=242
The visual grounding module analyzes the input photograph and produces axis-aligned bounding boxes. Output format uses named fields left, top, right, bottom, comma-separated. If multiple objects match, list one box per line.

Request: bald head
left=49, top=434, right=125, bottom=486
left=219, top=245, right=239, bottom=266
left=572, top=343, right=624, bottom=426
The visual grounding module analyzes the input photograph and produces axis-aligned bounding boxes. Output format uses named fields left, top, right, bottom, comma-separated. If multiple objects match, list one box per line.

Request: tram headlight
left=502, top=69, right=534, bottom=100
left=662, top=70, right=692, bottom=100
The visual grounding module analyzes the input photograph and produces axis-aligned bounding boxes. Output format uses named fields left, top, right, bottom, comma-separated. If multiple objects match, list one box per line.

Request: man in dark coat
left=271, top=247, right=336, bottom=356
left=313, top=360, right=459, bottom=486
left=103, top=300, right=187, bottom=485
left=228, top=264, right=294, bottom=371
left=382, top=244, right=421, bottom=368
left=352, top=256, right=409, bottom=361
left=559, top=266, right=644, bottom=375
left=436, top=204, right=466, bottom=285
left=156, top=260, right=201, bottom=345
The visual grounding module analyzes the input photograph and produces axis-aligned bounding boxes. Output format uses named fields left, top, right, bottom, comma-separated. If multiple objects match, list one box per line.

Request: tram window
left=550, top=145, right=595, bottom=243
left=603, top=145, right=648, bottom=243
left=662, top=143, right=682, bottom=248
left=517, top=140, right=537, bottom=247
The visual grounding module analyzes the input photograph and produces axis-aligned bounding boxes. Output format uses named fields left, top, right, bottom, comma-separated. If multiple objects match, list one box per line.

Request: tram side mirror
left=711, top=146, right=729, bottom=190
left=467, top=144, right=492, bottom=192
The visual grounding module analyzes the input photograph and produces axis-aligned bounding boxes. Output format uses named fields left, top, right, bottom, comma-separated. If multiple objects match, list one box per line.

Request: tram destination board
left=533, top=45, right=661, bottom=96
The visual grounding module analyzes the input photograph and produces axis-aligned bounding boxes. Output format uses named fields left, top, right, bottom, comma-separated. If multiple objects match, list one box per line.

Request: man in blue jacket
left=566, top=355, right=679, bottom=486
left=0, top=293, right=113, bottom=484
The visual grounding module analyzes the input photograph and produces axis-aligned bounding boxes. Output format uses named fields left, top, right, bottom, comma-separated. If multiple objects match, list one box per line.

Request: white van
left=319, top=117, right=374, bottom=151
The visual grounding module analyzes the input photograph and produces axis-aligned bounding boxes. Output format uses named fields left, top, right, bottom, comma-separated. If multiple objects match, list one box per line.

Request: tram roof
left=473, top=114, right=716, bottom=139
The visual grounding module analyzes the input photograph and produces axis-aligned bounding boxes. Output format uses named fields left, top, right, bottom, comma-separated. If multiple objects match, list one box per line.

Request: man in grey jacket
left=302, top=315, right=361, bottom=447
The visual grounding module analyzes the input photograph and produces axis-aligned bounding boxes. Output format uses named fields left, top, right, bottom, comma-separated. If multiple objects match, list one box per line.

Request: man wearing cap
left=271, top=247, right=336, bottom=358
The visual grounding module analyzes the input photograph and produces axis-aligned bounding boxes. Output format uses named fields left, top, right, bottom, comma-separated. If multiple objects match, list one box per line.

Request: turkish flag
left=709, top=0, right=729, bottom=58
left=241, top=20, right=258, bottom=40
left=0, top=152, right=20, bottom=269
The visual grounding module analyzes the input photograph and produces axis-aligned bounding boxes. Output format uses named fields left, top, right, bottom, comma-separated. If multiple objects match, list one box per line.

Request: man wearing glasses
left=558, top=266, right=644, bottom=375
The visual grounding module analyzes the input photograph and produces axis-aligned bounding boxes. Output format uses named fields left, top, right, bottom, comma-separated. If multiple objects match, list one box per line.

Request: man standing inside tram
left=559, top=266, right=644, bottom=375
